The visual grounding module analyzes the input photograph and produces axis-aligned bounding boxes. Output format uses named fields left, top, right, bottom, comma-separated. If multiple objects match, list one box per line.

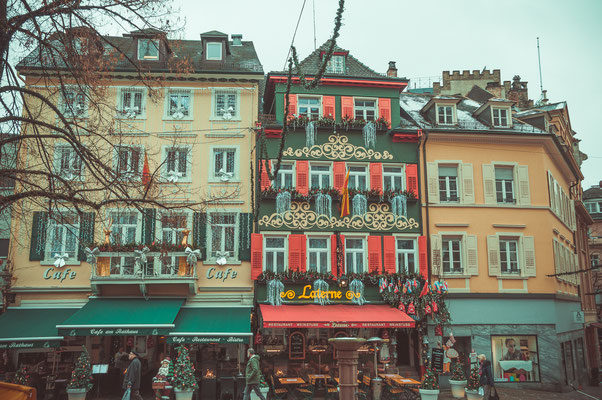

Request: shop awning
left=57, top=298, right=184, bottom=336
left=0, top=308, right=77, bottom=348
left=167, top=307, right=252, bottom=344
left=259, top=304, right=415, bottom=328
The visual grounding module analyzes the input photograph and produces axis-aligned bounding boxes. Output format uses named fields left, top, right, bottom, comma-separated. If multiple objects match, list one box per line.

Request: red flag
left=339, top=170, right=351, bottom=218
left=142, top=152, right=151, bottom=188
left=419, top=281, right=430, bottom=298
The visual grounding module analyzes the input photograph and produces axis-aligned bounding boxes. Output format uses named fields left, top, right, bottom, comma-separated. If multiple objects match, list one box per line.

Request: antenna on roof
left=312, top=0, right=317, bottom=50
left=537, top=37, right=545, bottom=99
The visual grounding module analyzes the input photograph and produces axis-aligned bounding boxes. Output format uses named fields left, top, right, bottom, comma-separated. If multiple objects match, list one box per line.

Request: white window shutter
left=517, top=165, right=530, bottom=205
left=522, top=236, right=536, bottom=277
left=548, top=171, right=556, bottom=212
left=465, top=235, right=478, bottom=275
left=427, top=162, right=440, bottom=204
left=430, top=235, right=441, bottom=275
left=570, top=200, right=576, bottom=231
left=461, top=163, right=475, bottom=204
left=482, top=164, right=496, bottom=204
left=553, top=240, right=560, bottom=276
left=487, top=235, right=501, bottom=276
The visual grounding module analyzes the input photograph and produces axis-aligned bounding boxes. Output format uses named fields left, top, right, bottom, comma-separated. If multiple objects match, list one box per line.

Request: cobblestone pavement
left=437, top=386, right=602, bottom=400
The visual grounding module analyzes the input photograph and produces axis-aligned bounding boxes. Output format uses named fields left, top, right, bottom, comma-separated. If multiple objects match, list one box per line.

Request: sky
left=154, top=0, right=602, bottom=187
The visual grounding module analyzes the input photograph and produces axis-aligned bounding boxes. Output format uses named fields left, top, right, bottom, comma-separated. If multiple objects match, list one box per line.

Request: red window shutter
left=405, top=163, right=418, bottom=197
left=333, top=162, right=346, bottom=192
left=260, top=160, right=271, bottom=190
left=286, top=94, right=297, bottom=119
left=251, top=233, right=263, bottom=280
left=323, top=96, right=336, bottom=119
left=296, top=160, right=309, bottom=195
left=367, top=235, right=382, bottom=273
left=331, top=234, right=345, bottom=277
left=383, top=236, right=396, bottom=274
left=341, top=96, right=354, bottom=119
left=289, top=234, right=307, bottom=272
left=418, top=235, right=428, bottom=279
left=378, top=98, right=391, bottom=127
left=370, top=163, right=383, bottom=193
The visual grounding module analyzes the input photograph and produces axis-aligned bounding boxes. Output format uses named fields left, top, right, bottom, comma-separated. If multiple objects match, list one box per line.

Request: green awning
left=57, top=298, right=184, bottom=336
left=167, top=307, right=252, bottom=344
left=0, top=308, right=78, bottom=348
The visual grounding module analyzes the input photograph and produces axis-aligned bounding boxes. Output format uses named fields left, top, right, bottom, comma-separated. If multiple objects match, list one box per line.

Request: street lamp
left=339, top=275, right=349, bottom=288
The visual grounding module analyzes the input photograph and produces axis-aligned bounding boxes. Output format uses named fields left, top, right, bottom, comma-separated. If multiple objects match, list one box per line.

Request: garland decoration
left=349, top=279, right=366, bottom=305
left=267, top=279, right=285, bottom=306
left=363, top=121, right=376, bottom=149
left=312, top=279, right=331, bottom=306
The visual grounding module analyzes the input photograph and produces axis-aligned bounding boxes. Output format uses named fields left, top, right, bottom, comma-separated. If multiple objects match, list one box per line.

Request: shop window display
left=491, top=335, right=540, bottom=382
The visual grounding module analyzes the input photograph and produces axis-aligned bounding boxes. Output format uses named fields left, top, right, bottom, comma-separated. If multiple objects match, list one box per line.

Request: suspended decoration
left=167, top=170, right=183, bottom=183
left=349, top=279, right=366, bottom=306
left=352, top=194, right=368, bottom=216
left=315, top=193, right=332, bottom=217
left=267, top=279, right=285, bottom=306
left=215, top=251, right=229, bottom=266
left=391, top=194, right=407, bottom=217
left=218, top=168, right=234, bottom=182
left=398, top=302, right=405, bottom=313
left=134, top=247, right=150, bottom=269
left=305, top=121, right=316, bottom=147
left=312, top=279, right=331, bottom=306
left=276, top=191, right=292, bottom=214
left=53, top=253, right=68, bottom=268
left=185, top=247, right=201, bottom=268
left=362, top=121, right=376, bottom=149
left=84, top=247, right=99, bottom=264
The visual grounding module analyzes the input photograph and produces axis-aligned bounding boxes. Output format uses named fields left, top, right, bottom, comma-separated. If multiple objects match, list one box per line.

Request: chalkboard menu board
left=289, top=331, right=306, bottom=360
left=431, top=348, right=444, bottom=372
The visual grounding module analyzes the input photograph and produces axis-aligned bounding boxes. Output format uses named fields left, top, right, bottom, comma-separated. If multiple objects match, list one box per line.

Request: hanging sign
left=431, top=348, right=444, bottom=372
left=59, top=328, right=168, bottom=336
left=167, top=336, right=250, bottom=344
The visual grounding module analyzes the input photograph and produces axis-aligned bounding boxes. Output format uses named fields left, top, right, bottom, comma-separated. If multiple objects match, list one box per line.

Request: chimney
left=387, top=61, right=397, bottom=77
left=231, top=34, right=243, bottom=46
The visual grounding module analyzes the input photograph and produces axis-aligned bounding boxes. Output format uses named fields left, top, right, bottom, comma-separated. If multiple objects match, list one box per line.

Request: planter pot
left=466, top=389, right=483, bottom=400
left=174, top=388, right=195, bottom=400
left=449, top=379, right=467, bottom=398
left=250, top=386, right=269, bottom=400
left=418, top=388, right=440, bottom=400
left=66, top=388, right=88, bottom=400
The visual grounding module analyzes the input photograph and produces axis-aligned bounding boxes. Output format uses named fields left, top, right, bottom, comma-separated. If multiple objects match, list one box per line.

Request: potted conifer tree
left=465, top=366, right=482, bottom=400
left=171, top=345, right=198, bottom=400
left=449, top=361, right=467, bottom=398
left=419, top=367, right=440, bottom=400
left=67, top=349, right=93, bottom=400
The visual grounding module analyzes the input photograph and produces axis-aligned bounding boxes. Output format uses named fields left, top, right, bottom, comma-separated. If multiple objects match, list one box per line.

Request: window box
left=286, top=115, right=389, bottom=131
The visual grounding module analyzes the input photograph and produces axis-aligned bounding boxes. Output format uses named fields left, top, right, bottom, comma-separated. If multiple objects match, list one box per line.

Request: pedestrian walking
left=243, top=348, right=265, bottom=400
left=478, top=354, right=498, bottom=399
left=124, top=351, right=143, bottom=400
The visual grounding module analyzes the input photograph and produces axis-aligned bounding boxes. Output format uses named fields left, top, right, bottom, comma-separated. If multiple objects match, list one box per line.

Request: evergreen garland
left=466, top=366, right=480, bottom=391
left=13, top=366, right=30, bottom=386
left=420, top=367, right=439, bottom=390
left=171, top=345, right=198, bottom=391
left=451, top=360, right=466, bottom=381
left=167, top=357, right=175, bottom=384
left=68, top=349, right=93, bottom=391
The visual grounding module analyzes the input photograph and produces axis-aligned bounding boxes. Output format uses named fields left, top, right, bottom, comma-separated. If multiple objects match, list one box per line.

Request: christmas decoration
left=276, top=191, right=292, bottom=214
left=391, top=194, right=407, bottom=217
left=267, top=279, right=285, bottom=306
left=312, top=278, right=331, bottom=305
left=53, top=253, right=68, bottom=268
left=315, top=193, right=332, bottom=217
left=215, top=251, right=229, bottom=266
left=349, top=279, right=366, bottom=305
left=466, top=366, right=480, bottom=391
left=68, top=349, right=93, bottom=391
left=134, top=246, right=150, bottom=268
left=397, top=302, right=405, bottom=313
left=13, top=366, right=30, bottom=386
left=408, top=302, right=415, bottom=315
left=425, top=304, right=432, bottom=314
left=305, top=121, right=316, bottom=147
left=362, top=121, right=376, bottom=149
left=451, top=360, right=466, bottom=381
left=84, top=247, right=100, bottom=264
left=352, top=193, right=367, bottom=215
left=420, top=367, right=439, bottom=390
left=184, top=247, right=201, bottom=268
left=435, top=325, right=443, bottom=336
left=171, top=345, right=198, bottom=391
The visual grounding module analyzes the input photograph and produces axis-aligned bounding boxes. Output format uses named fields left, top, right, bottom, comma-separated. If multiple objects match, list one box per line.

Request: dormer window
left=492, top=107, right=510, bottom=127
left=437, top=105, right=455, bottom=125
left=206, top=42, right=223, bottom=60
left=326, top=55, right=345, bottom=74
left=138, top=39, right=159, bottom=60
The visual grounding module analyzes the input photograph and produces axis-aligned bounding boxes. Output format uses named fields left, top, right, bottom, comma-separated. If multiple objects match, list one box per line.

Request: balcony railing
left=91, top=251, right=197, bottom=281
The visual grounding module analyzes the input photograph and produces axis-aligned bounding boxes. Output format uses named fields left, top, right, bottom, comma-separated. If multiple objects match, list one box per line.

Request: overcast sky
left=177, top=0, right=601, bottom=188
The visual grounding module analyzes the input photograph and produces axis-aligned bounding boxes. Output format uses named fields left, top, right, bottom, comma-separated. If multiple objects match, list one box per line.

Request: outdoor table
left=379, top=373, right=401, bottom=379
left=390, top=376, right=420, bottom=386
left=307, top=374, right=330, bottom=385
left=334, top=377, right=361, bottom=384
left=279, top=377, right=306, bottom=385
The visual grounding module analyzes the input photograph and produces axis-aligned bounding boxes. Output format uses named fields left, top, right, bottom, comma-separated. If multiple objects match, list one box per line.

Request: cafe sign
left=167, top=335, right=250, bottom=344
left=59, top=328, right=169, bottom=336
left=0, top=340, right=61, bottom=349
left=280, top=285, right=362, bottom=302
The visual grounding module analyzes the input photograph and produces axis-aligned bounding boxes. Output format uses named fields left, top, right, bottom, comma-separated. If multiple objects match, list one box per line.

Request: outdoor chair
left=295, top=383, right=315, bottom=400
left=269, top=375, right=288, bottom=400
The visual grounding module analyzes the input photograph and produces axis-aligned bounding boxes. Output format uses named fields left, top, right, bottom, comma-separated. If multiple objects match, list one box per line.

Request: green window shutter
left=29, top=211, right=49, bottom=261
left=77, top=212, right=96, bottom=261
left=142, top=208, right=157, bottom=245
left=238, top=213, right=252, bottom=261
left=193, top=212, right=206, bottom=260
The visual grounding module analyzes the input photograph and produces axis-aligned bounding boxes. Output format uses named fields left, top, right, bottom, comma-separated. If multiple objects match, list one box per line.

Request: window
left=47, top=212, right=79, bottom=261
left=61, top=89, right=87, bottom=117
left=110, top=211, right=138, bottom=245
left=213, top=148, right=237, bottom=180
left=383, top=166, right=404, bottom=191
left=213, top=89, right=238, bottom=119
left=396, top=238, right=417, bottom=274
left=206, top=42, right=223, bottom=60
left=167, top=89, right=191, bottom=118
left=442, top=237, right=462, bottom=273
left=437, top=105, right=454, bottom=125
left=116, top=146, right=142, bottom=178
left=348, top=166, right=368, bottom=190
left=499, top=238, right=520, bottom=273
left=265, top=237, right=286, bottom=273
left=310, top=164, right=330, bottom=189
left=209, top=213, right=237, bottom=260
left=492, top=107, right=509, bottom=127
left=438, top=165, right=459, bottom=202
left=274, top=163, right=294, bottom=189
left=325, top=55, right=345, bottom=74
left=591, top=254, right=599, bottom=267
left=308, top=237, right=329, bottom=273
left=137, top=39, right=159, bottom=60
left=119, top=88, right=144, bottom=117
left=354, top=100, right=376, bottom=121
left=585, top=201, right=602, bottom=213
left=161, top=213, right=189, bottom=274
left=491, top=336, right=540, bottom=382
left=495, top=167, right=515, bottom=203
left=345, top=238, right=365, bottom=274
left=164, top=147, right=190, bottom=181
left=298, top=97, right=321, bottom=120
left=55, top=146, right=83, bottom=179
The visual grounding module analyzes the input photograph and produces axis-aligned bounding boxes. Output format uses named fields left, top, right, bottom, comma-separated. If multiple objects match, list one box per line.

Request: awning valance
left=57, top=298, right=184, bottom=336
left=0, top=308, right=78, bottom=348
left=167, top=307, right=252, bottom=344
left=259, top=304, right=415, bottom=328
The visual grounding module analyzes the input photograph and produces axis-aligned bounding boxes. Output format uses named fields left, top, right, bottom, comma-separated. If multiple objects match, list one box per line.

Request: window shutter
left=548, top=172, right=556, bottom=212
left=367, top=235, right=382, bottom=273
left=482, top=164, right=496, bottom=204
left=370, top=163, right=383, bottom=193
left=193, top=212, right=207, bottom=260
left=405, top=164, right=418, bottom=197
left=30, top=211, right=49, bottom=261
left=430, top=235, right=441, bottom=276
left=333, top=162, right=347, bottom=192
left=465, top=235, right=478, bottom=275
left=418, top=236, right=428, bottom=279
left=323, top=96, right=336, bottom=119
left=260, top=160, right=271, bottom=190
left=570, top=200, right=576, bottom=231
left=251, top=233, right=263, bottom=280
left=286, top=94, right=297, bottom=119
left=427, top=162, right=440, bottom=204
left=142, top=208, right=157, bottom=245
left=461, top=163, right=475, bottom=204
left=383, top=236, right=396, bottom=274
left=487, top=235, right=501, bottom=276
left=296, top=160, right=309, bottom=195
left=341, top=96, right=354, bottom=119
left=378, top=98, right=391, bottom=128
left=517, top=165, right=531, bottom=205
left=77, top=212, right=95, bottom=261
left=573, top=253, right=580, bottom=285
left=553, top=240, right=560, bottom=275
left=289, top=234, right=307, bottom=272
left=238, top=213, right=252, bottom=261
left=522, top=236, right=536, bottom=277
left=330, top=234, right=345, bottom=277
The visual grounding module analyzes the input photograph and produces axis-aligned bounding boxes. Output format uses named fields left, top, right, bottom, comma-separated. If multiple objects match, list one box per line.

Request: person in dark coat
left=124, top=351, right=143, bottom=400
left=243, top=348, right=265, bottom=400
left=478, top=354, right=495, bottom=398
